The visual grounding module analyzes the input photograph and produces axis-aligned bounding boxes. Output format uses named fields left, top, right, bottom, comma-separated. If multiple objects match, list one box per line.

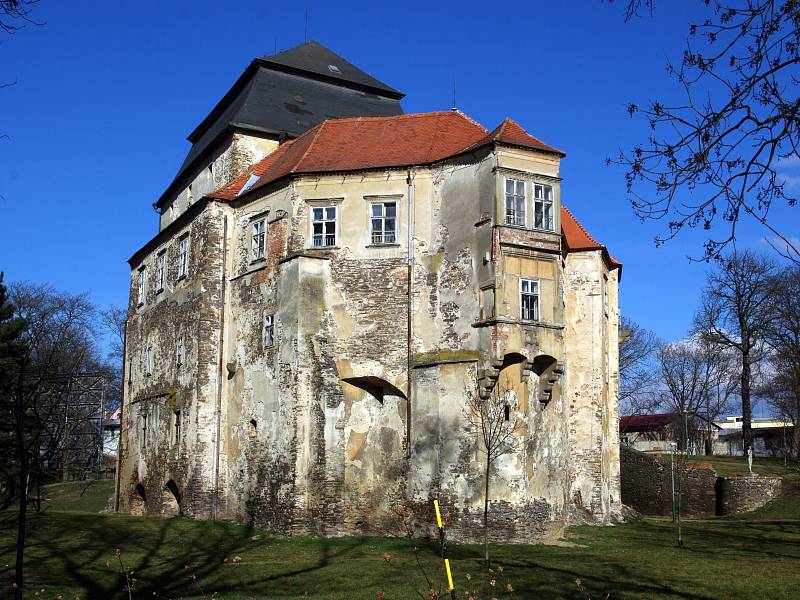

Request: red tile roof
left=561, top=205, right=622, bottom=270
left=206, top=112, right=619, bottom=271
left=620, top=413, right=675, bottom=430
left=463, top=117, right=565, bottom=157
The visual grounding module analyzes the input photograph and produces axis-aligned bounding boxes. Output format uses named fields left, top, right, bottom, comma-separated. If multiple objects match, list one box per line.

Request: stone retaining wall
left=620, top=446, right=717, bottom=517
left=717, top=475, right=783, bottom=515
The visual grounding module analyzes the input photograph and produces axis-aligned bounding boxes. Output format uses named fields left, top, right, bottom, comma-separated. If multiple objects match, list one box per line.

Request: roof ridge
left=294, top=120, right=328, bottom=174
left=317, top=111, right=465, bottom=127
left=452, top=109, right=489, bottom=133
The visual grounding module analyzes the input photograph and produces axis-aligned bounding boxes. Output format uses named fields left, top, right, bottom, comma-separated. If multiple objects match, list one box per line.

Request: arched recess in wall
left=161, top=480, right=181, bottom=517
left=341, top=376, right=407, bottom=404
left=495, top=353, right=530, bottom=416
left=130, top=483, right=147, bottom=516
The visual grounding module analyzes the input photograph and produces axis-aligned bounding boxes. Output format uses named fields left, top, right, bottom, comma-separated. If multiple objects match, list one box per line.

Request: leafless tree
left=1, top=281, right=110, bottom=600
left=610, top=0, right=800, bottom=262
left=100, top=305, right=126, bottom=364
left=693, top=250, right=777, bottom=448
left=657, top=338, right=729, bottom=546
left=619, top=316, right=660, bottom=416
left=761, top=264, right=800, bottom=457
left=468, top=378, right=522, bottom=566
left=0, top=1, right=40, bottom=34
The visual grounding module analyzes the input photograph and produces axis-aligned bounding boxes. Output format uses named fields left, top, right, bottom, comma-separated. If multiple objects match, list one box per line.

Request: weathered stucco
left=119, top=142, right=623, bottom=542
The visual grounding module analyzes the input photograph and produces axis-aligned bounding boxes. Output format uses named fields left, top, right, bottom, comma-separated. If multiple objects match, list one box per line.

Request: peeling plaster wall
left=563, top=251, right=622, bottom=521
left=123, top=144, right=622, bottom=542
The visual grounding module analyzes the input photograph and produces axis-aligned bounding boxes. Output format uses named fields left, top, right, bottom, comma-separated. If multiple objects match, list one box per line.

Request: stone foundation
left=716, top=475, right=782, bottom=515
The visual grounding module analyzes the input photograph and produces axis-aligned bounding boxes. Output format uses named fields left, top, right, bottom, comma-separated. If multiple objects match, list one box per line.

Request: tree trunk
left=14, top=397, right=28, bottom=600
left=484, top=455, right=490, bottom=567
left=741, top=348, right=753, bottom=450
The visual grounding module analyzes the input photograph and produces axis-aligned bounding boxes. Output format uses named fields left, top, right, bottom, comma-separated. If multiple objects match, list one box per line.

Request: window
left=534, top=184, right=554, bottom=231
left=176, top=337, right=184, bottom=368
left=370, top=202, right=397, bottom=244
left=177, top=235, right=189, bottom=279
left=251, top=218, right=266, bottom=261
left=136, top=267, right=146, bottom=306
left=156, top=252, right=165, bottom=293
left=249, top=419, right=258, bottom=438
left=141, top=414, right=148, bottom=447
left=311, top=206, right=337, bottom=247
left=263, top=314, right=275, bottom=348
left=505, top=178, right=526, bottom=226
left=173, top=410, right=181, bottom=447
left=145, top=344, right=153, bottom=377
left=127, top=357, right=132, bottom=386
left=520, top=278, right=540, bottom=321
left=603, top=274, right=609, bottom=316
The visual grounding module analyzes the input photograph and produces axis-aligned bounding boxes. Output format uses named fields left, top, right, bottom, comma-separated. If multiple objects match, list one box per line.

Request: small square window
left=370, top=202, right=397, bottom=244
left=520, top=278, right=539, bottom=321
left=311, top=205, right=337, bottom=247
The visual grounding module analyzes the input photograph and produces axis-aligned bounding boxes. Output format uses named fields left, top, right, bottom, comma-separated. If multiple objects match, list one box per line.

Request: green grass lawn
left=37, top=479, right=115, bottom=513
left=1, top=509, right=799, bottom=599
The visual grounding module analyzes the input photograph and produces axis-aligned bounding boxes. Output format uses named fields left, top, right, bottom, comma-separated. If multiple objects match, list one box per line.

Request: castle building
left=116, top=41, right=623, bottom=541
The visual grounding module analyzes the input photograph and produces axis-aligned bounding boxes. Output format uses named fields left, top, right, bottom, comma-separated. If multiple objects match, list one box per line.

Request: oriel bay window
left=505, top=178, right=526, bottom=226
left=312, top=206, right=337, bottom=247
left=520, top=278, right=540, bottom=321
left=370, top=201, right=396, bottom=244
left=534, top=184, right=554, bottom=231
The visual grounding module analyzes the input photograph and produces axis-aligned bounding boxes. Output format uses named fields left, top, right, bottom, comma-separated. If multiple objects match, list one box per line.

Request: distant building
left=620, top=413, right=720, bottom=455
left=713, top=415, right=794, bottom=457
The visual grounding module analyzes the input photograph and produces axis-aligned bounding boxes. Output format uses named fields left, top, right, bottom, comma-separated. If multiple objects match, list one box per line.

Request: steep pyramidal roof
left=257, top=40, right=403, bottom=98
left=158, top=41, right=404, bottom=208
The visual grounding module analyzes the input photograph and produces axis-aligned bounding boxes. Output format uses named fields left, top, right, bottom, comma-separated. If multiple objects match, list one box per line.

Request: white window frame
left=505, top=178, right=526, bottom=227
left=370, top=201, right=397, bottom=244
left=136, top=267, right=146, bottom=307
left=177, top=235, right=189, bottom=280
left=263, top=314, right=275, bottom=348
left=520, top=278, right=540, bottom=321
left=534, top=184, right=555, bottom=231
left=251, top=218, right=267, bottom=262
left=310, top=205, right=338, bottom=248
left=156, top=251, right=165, bottom=293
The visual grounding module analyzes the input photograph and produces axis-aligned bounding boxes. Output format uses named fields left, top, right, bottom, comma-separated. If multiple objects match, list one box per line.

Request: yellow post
left=433, top=499, right=455, bottom=598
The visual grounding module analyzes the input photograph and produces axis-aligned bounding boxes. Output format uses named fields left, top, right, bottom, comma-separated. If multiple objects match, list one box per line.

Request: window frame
left=369, top=201, right=398, bottom=245
left=504, top=177, right=527, bottom=227
left=145, top=344, right=153, bottom=377
left=309, top=204, right=338, bottom=248
left=176, top=337, right=185, bottom=368
left=519, top=277, right=540, bottom=322
left=177, top=234, right=189, bottom=280
left=603, top=274, right=609, bottom=316
left=155, top=251, right=166, bottom=294
left=250, top=218, right=267, bottom=262
left=533, top=183, right=555, bottom=231
left=136, top=267, right=146, bottom=307
left=263, top=313, right=275, bottom=349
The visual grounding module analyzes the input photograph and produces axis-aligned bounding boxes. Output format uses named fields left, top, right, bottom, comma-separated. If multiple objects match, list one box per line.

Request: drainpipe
left=114, top=318, right=129, bottom=513
left=212, top=213, right=229, bottom=520
left=406, top=169, right=415, bottom=457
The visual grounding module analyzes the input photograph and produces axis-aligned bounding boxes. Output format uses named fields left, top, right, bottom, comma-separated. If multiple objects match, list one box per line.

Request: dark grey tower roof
left=156, top=40, right=405, bottom=208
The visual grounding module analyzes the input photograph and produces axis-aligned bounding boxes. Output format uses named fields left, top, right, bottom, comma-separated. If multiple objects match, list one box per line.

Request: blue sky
left=0, top=1, right=796, bottom=344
